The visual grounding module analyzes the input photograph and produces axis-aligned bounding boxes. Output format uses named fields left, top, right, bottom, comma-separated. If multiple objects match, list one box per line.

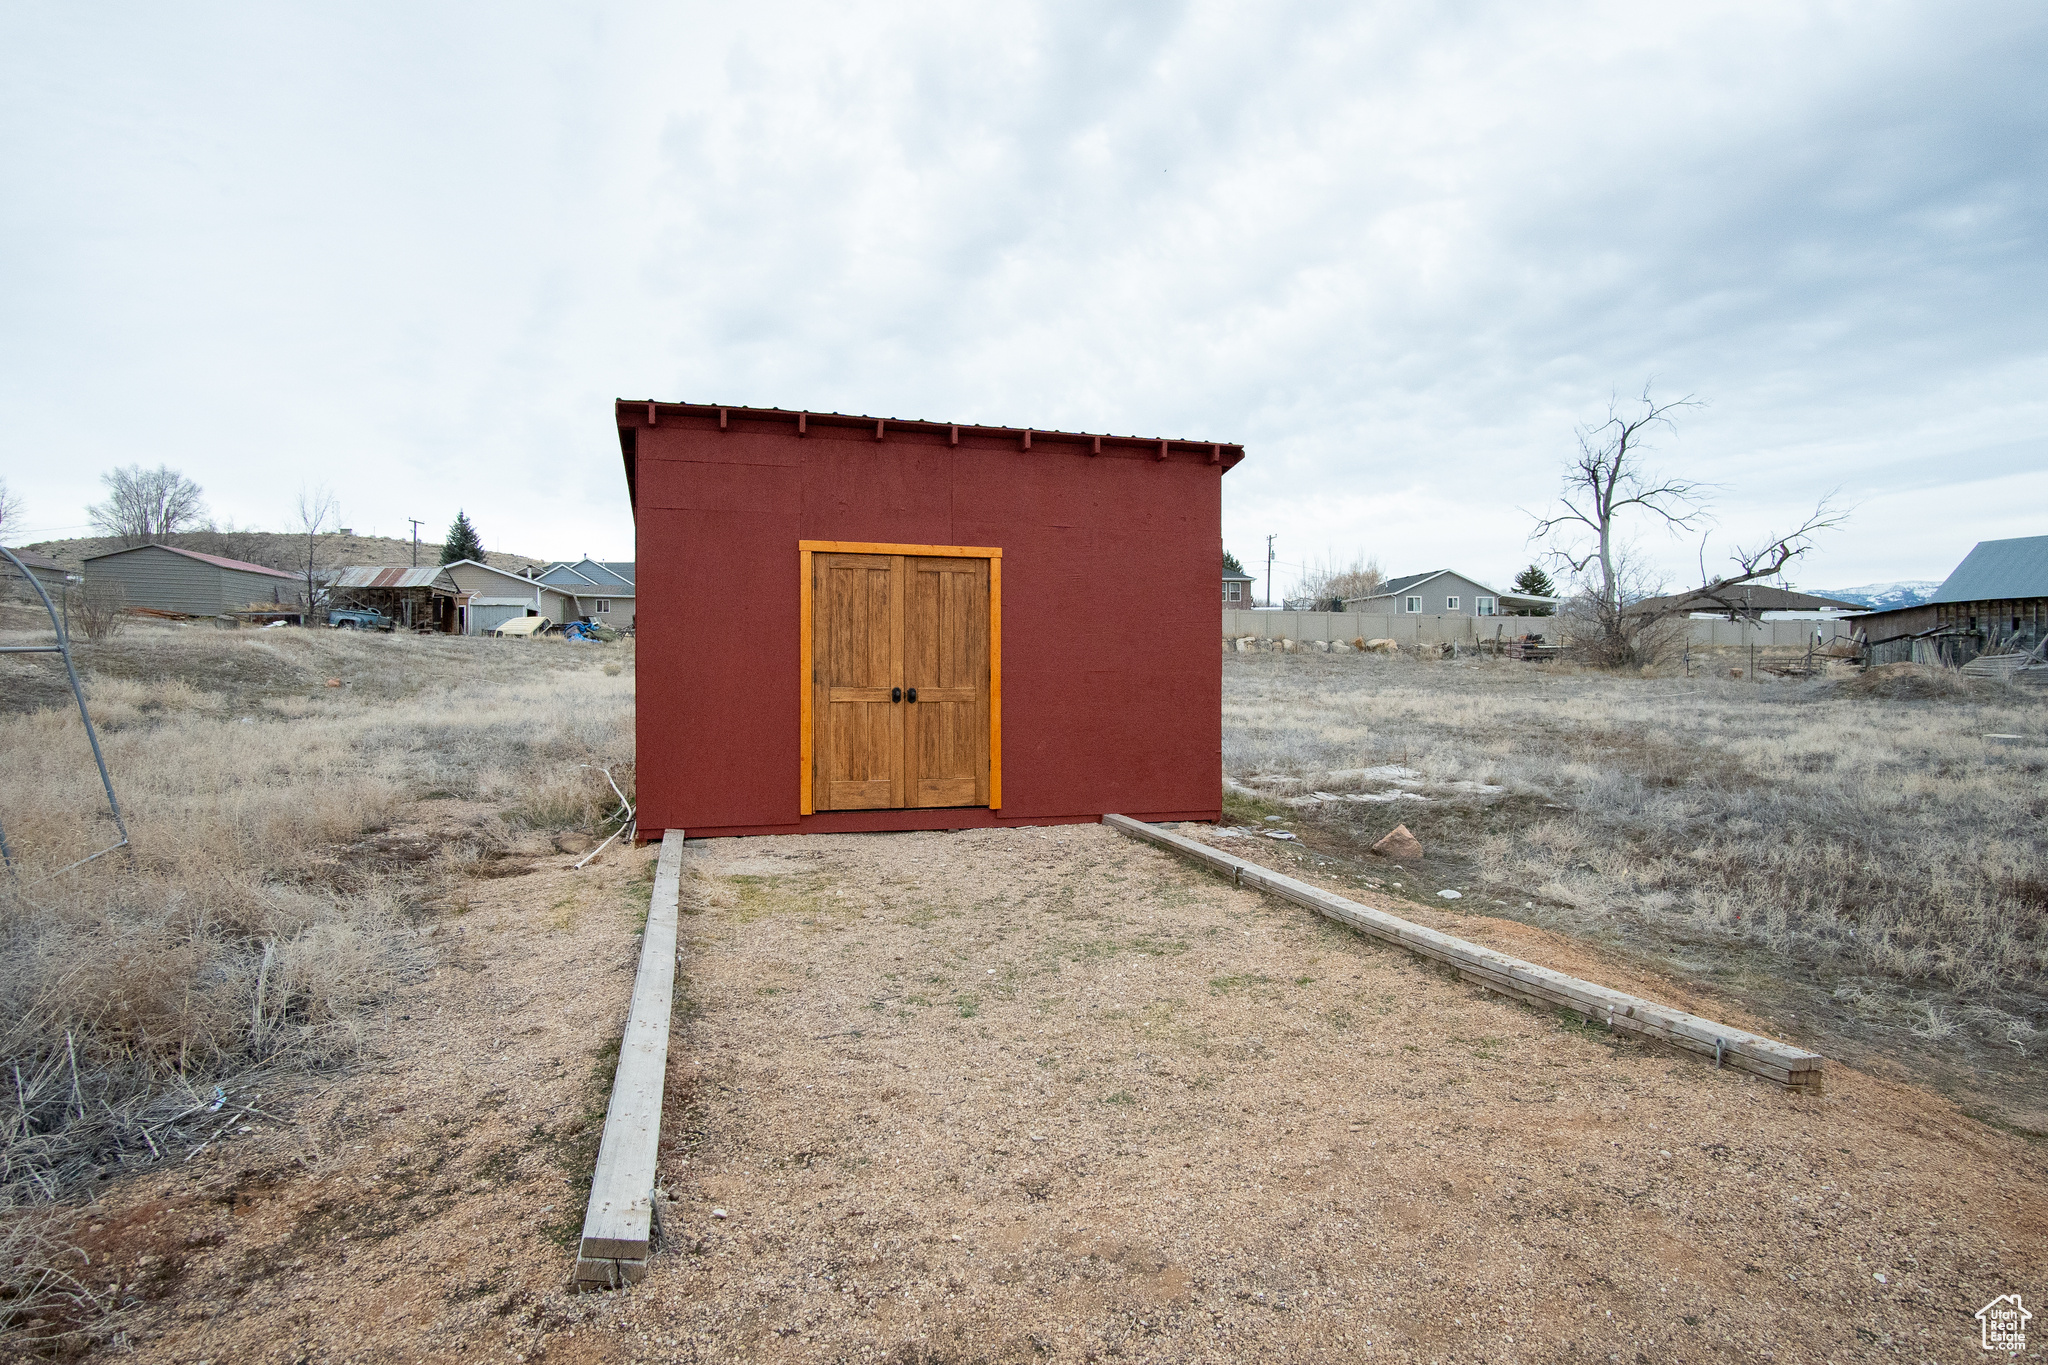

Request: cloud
left=1, top=0, right=2040, bottom=590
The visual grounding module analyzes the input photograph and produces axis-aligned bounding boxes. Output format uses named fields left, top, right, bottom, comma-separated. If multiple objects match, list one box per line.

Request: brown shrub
left=1838, top=662, right=1978, bottom=700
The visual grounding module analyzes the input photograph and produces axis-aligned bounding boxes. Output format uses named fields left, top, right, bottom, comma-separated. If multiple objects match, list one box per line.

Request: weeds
left=1223, top=652, right=2048, bottom=1018
left=0, top=622, right=633, bottom=1205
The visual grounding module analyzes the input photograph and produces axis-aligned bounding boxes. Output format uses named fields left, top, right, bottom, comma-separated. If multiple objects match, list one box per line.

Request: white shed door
left=473, top=604, right=528, bottom=634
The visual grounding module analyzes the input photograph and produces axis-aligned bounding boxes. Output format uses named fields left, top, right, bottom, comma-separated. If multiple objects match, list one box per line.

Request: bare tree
left=1556, top=549, right=1684, bottom=668
left=292, top=486, right=341, bottom=621
left=1529, top=388, right=1847, bottom=666
left=1292, top=554, right=1386, bottom=612
left=0, top=477, right=20, bottom=539
left=87, top=465, right=207, bottom=545
left=1528, top=389, right=1708, bottom=614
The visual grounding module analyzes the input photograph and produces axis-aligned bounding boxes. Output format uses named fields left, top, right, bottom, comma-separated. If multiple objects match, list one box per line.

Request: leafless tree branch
left=87, top=465, right=207, bottom=545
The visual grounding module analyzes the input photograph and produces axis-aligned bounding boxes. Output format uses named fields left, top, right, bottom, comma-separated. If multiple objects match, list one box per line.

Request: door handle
left=906, top=687, right=918, bottom=703
left=891, top=687, right=902, bottom=703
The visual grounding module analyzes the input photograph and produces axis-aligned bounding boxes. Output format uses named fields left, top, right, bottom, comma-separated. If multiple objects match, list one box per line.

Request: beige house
left=442, top=559, right=580, bottom=634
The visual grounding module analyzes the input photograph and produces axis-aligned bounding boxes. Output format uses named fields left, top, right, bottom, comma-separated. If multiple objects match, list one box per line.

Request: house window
left=1224, top=582, right=1242, bottom=602
left=1476, top=596, right=1495, bottom=616
left=595, top=599, right=611, bottom=613
left=1445, top=596, right=1460, bottom=612
left=1405, top=596, right=1422, bottom=613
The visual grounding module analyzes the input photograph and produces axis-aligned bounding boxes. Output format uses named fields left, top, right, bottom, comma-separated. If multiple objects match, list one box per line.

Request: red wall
left=625, top=405, right=1235, bottom=838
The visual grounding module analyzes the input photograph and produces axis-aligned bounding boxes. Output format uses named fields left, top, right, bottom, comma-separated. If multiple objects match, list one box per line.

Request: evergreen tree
left=1223, top=550, right=1245, bottom=575
left=1510, top=563, right=1556, bottom=615
left=440, top=511, right=485, bottom=565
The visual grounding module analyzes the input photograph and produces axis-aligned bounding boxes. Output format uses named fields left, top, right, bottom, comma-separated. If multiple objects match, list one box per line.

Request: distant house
left=534, top=559, right=635, bottom=629
left=1222, top=564, right=1254, bottom=605
left=1631, top=584, right=1864, bottom=622
left=84, top=543, right=300, bottom=616
left=441, top=559, right=581, bottom=634
left=2, top=548, right=80, bottom=600
left=1344, top=570, right=1548, bottom=617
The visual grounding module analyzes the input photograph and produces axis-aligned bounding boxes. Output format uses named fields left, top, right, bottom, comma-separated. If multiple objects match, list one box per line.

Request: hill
left=17, top=531, right=547, bottom=577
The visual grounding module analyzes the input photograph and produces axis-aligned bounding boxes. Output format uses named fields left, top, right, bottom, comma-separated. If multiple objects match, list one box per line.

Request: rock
left=1310, top=639, right=1330, bottom=652
left=1330, top=640, right=1352, bottom=652
left=1437, top=889, right=1462, bottom=899
left=1361, top=639, right=1398, bottom=654
left=1370, top=824, right=1424, bottom=860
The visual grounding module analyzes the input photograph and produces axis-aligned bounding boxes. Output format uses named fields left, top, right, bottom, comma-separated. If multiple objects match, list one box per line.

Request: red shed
left=621, top=401, right=1244, bottom=839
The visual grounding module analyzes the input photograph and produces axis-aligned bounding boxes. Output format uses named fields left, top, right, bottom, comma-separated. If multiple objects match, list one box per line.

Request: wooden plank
left=1102, top=815, right=1824, bottom=1091
left=989, top=554, right=1002, bottom=810
left=574, top=830, right=686, bottom=1284
left=799, top=548, right=813, bottom=815
left=798, top=540, right=1003, bottom=559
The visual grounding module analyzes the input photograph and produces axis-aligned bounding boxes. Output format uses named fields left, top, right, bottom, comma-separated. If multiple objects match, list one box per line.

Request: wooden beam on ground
left=1102, top=814, right=1823, bottom=1092
left=572, top=828, right=686, bottom=1290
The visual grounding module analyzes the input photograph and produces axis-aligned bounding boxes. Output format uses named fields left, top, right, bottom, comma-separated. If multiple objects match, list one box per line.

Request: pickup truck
left=327, top=608, right=394, bottom=632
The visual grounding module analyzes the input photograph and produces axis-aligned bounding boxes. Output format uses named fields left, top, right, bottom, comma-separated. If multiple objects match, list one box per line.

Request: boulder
left=1330, top=640, right=1352, bottom=653
left=1370, top=823, right=1424, bottom=860
left=1310, top=639, right=1330, bottom=653
left=1361, top=638, right=1399, bottom=654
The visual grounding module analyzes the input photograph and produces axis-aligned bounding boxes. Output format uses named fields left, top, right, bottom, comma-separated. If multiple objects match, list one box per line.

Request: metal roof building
left=1931, top=535, right=2048, bottom=603
left=83, top=543, right=299, bottom=616
left=323, top=565, right=468, bottom=632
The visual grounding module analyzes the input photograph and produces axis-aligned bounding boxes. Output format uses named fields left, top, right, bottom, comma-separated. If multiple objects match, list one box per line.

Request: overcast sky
left=4, top=2, right=2042, bottom=596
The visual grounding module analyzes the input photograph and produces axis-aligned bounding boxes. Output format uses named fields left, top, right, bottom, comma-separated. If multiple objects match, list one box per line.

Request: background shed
left=324, top=566, right=469, bottom=631
left=83, top=543, right=300, bottom=615
left=623, top=401, right=1242, bottom=838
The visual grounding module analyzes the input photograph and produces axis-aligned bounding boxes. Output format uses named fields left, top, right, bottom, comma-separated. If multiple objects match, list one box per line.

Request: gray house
left=84, top=543, right=300, bottom=616
left=535, top=558, right=635, bottom=628
left=1345, top=569, right=1545, bottom=617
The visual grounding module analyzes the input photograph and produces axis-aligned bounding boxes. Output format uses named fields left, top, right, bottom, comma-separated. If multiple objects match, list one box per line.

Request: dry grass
left=0, top=624, right=634, bottom=1217
left=1222, top=652, right=2048, bottom=1038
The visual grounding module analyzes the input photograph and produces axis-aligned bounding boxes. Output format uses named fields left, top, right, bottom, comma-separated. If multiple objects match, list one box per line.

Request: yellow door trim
left=799, top=541, right=1002, bottom=815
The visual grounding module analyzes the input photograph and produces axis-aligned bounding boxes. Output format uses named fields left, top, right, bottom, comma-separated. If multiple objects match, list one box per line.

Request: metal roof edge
left=616, top=399, right=1247, bottom=471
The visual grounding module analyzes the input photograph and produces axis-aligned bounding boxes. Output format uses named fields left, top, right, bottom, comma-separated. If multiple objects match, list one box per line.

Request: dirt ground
left=23, top=821, right=2048, bottom=1364
left=7, top=805, right=657, bottom=1363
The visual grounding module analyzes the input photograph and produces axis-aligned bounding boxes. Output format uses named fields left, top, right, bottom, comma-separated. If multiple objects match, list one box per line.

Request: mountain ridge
left=1807, top=581, right=1942, bottom=610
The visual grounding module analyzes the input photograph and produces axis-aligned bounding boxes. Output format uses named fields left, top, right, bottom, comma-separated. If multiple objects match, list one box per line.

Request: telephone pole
left=407, top=518, right=424, bottom=567
left=1265, top=534, right=1276, bottom=609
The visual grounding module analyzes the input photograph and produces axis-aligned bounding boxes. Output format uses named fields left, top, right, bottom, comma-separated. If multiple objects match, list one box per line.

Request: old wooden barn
left=622, top=401, right=1243, bottom=838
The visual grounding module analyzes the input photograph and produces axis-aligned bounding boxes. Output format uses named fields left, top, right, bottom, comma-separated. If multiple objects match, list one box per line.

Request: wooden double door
left=811, top=552, right=992, bottom=811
